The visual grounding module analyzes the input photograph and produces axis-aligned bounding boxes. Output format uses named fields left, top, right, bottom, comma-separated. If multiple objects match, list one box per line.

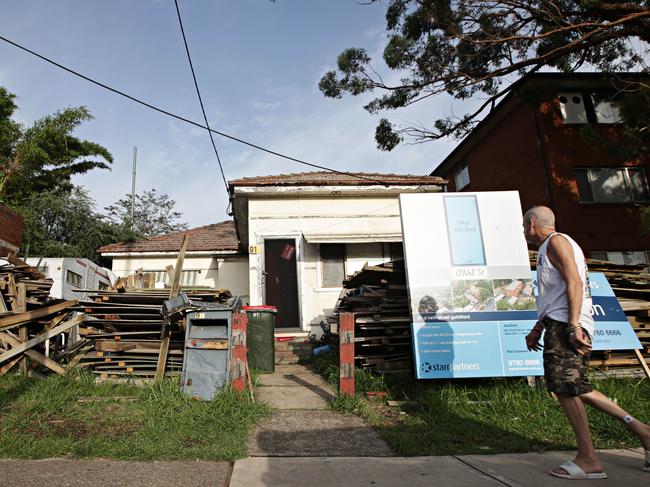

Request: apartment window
left=320, top=244, right=345, bottom=287
left=558, top=91, right=622, bottom=124
left=66, top=270, right=82, bottom=287
left=453, top=162, right=470, bottom=190
left=575, top=167, right=650, bottom=203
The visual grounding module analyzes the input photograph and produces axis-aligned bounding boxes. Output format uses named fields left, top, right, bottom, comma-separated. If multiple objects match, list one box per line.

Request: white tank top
left=536, top=232, right=594, bottom=336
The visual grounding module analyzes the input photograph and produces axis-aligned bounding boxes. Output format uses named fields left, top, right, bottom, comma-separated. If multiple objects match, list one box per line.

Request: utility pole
left=130, top=146, right=137, bottom=228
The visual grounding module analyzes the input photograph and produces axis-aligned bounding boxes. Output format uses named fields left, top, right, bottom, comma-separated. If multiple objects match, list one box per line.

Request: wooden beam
left=0, top=314, right=83, bottom=365
left=634, top=349, right=650, bottom=379
left=16, top=283, right=28, bottom=376
left=0, top=290, right=7, bottom=313
left=0, top=300, right=77, bottom=332
left=0, top=332, right=65, bottom=375
left=155, top=234, right=189, bottom=380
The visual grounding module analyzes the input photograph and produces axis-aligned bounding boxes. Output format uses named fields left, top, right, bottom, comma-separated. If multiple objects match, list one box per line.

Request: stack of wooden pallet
left=328, top=261, right=413, bottom=373
left=71, top=288, right=232, bottom=380
left=0, top=256, right=80, bottom=376
left=561, top=256, right=650, bottom=375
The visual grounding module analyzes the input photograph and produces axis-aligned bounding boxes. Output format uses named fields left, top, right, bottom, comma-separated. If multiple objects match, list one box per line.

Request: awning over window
left=302, top=233, right=402, bottom=244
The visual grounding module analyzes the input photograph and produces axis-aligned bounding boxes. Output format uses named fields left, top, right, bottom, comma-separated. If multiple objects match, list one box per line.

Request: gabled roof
left=229, top=171, right=446, bottom=187
left=97, top=221, right=239, bottom=254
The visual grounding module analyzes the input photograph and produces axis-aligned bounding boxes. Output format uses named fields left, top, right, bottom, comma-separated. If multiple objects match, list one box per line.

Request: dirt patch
left=12, top=413, right=143, bottom=440
left=182, top=437, right=208, bottom=448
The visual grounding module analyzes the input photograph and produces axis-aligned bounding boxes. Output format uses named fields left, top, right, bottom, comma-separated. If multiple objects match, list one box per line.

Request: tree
left=18, top=187, right=137, bottom=263
left=105, top=188, right=189, bottom=239
left=0, top=87, right=112, bottom=204
left=319, top=1, right=650, bottom=150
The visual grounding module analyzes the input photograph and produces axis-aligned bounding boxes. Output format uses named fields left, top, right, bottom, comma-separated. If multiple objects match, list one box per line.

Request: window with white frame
left=575, top=167, right=650, bottom=203
left=453, top=162, right=470, bottom=190
left=150, top=269, right=200, bottom=287
left=320, top=244, right=346, bottom=287
left=558, top=91, right=622, bottom=124
left=66, top=269, right=82, bottom=287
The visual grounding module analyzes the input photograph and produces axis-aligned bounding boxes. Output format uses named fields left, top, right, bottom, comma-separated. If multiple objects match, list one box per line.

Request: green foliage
left=319, top=0, right=649, bottom=150
left=0, top=371, right=269, bottom=460
left=14, top=187, right=137, bottom=263
left=0, top=87, right=112, bottom=204
left=104, top=188, right=189, bottom=239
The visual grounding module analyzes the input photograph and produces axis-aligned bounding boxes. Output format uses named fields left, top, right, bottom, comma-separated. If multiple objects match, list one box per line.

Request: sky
left=1, top=1, right=511, bottom=226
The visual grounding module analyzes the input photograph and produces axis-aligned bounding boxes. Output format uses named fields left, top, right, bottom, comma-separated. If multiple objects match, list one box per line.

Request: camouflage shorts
left=542, top=317, right=593, bottom=396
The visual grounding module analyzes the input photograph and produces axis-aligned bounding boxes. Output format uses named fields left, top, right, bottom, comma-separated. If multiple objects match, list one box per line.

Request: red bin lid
left=242, top=305, right=277, bottom=311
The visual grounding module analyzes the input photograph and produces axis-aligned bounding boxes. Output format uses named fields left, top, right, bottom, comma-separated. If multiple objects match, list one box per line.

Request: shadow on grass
left=0, top=375, right=36, bottom=409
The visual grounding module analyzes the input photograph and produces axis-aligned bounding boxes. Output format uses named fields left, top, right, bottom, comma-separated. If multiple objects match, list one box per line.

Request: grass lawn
left=0, top=371, right=269, bottom=460
left=314, top=356, right=650, bottom=456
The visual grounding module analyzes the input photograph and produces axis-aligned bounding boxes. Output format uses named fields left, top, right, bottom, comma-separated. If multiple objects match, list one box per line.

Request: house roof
left=97, top=221, right=239, bottom=254
left=430, top=71, right=648, bottom=178
left=229, top=171, right=446, bottom=187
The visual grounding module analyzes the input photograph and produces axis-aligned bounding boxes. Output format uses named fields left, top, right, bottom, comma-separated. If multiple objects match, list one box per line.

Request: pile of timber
left=70, top=288, right=232, bottom=380
left=328, top=260, right=412, bottom=373
left=0, top=255, right=54, bottom=313
left=331, top=257, right=650, bottom=377
left=533, top=253, right=650, bottom=376
left=0, top=256, right=81, bottom=376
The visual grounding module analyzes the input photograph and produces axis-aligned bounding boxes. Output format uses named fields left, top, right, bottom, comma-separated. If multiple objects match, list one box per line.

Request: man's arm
left=546, top=236, right=591, bottom=355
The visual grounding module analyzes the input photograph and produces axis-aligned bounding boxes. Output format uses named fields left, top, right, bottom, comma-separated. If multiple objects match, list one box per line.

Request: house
left=0, top=204, right=24, bottom=256
left=99, top=172, right=445, bottom=337
left=431, top=72, right=650, bottom=266
left=229, top=171, right=445, bottom=334
left=25, top=257, right=113, bottom=300
left=98, top=221, right=249, bottom=300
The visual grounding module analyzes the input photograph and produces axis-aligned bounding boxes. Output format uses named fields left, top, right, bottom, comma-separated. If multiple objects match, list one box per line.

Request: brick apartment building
left=431, top=72, right=650, bottom=266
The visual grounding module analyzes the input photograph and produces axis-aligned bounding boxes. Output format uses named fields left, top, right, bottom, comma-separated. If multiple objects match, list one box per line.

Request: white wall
left=246, top=196, right=406, bottom=331
left=109, top=254, right=249, bottom=299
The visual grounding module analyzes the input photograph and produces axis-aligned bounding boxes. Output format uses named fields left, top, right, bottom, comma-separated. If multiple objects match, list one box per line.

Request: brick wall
left=274, top=336, right=313, bottom=365
left=0, top=204, right=24, bottom=252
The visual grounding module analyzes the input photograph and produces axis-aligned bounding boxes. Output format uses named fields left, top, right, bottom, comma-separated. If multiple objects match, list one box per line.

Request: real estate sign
left=399, top=191, right=641, bottom=379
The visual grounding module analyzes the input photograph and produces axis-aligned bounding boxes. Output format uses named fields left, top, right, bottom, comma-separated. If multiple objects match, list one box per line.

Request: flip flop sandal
left=644, top=450, right=650, bottom=472
left=550, top=461, right=607, bottom=480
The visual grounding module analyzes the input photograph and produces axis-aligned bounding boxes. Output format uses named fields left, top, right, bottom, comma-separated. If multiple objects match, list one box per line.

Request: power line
left=173, top=0, right=228, bottom=194
left=0, top=34, right=391, bottom=187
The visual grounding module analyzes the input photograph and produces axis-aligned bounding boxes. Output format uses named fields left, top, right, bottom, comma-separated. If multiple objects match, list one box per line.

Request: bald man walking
left=523, top=205, right=650, bottom=479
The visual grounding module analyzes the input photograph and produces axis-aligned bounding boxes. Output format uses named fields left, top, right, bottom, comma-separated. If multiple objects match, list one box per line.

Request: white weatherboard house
left=229, top=172, right=445, bottom=335
left=97, top=221, right=249, bottom=300
left=99, top=172, right=445, bottom=336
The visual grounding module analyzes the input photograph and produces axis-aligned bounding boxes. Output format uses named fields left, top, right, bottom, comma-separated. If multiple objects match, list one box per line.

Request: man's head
left=523, top=206, right=556, bottom=246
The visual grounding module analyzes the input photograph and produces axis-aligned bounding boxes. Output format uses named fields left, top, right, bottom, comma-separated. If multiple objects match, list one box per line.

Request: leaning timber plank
left=0, top=300, right=77, bottom=331
left=634, top=349, right=650, bottom=379
left=0, top=290, right=7, bottom=313
left=0, top=355, right=22, bottom=375
left=0, top=331, right=66, bottom=375
left=16, top=284, right=28, bottom=376
left=0, top=314, right=83, bottom=364
left=155, top=234, right=188, bottom=380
